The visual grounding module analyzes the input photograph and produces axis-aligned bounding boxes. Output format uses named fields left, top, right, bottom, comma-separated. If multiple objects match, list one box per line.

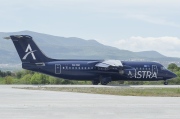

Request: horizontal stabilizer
left=3, top=37, right=11, bottom=40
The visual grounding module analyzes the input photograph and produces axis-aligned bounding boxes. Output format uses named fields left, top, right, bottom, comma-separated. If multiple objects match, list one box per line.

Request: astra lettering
left=127, top=65, right=158, bottom=79
left=134, top=71, right=157, bottom=79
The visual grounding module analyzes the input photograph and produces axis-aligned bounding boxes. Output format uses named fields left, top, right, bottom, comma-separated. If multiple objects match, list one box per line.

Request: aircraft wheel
left=164, top=81, right=168, bottom=85
left=100, top=81, right=108, bottom=85
left=92, top=80, right=99, bottom=85
left=100, top=77, right=111, bottom=85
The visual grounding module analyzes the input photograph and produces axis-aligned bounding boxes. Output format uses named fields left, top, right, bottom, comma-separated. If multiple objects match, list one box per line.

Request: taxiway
left=0, top=85, right=180, bottom=119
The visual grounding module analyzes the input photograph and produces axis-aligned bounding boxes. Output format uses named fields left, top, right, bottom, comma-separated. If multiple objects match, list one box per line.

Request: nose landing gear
left=164, top=80, right=168, bottom=85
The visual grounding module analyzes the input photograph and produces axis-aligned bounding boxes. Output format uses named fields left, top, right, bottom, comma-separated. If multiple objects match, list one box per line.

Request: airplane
left=4, top=35, right=177, bottom=85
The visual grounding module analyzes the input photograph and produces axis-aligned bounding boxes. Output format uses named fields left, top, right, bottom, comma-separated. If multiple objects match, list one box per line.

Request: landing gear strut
left=164, top=80, right=168, bottom=85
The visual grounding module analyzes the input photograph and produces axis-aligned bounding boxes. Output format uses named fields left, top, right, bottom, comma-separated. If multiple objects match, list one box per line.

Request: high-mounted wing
left=95, top=60, right=123, bottom=68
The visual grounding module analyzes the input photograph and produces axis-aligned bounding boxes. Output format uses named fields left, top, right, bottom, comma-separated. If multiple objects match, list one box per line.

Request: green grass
left=0, top=77, right=4, bottom=84
left=16, top=87, right=180, bottom=97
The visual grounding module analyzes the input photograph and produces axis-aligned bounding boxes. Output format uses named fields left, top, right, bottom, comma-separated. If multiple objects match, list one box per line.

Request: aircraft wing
left=95, top=60, right=123, bottom=68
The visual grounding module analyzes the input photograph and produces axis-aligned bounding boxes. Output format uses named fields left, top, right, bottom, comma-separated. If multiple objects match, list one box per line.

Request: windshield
left=161, top=66, right=167, bottom=70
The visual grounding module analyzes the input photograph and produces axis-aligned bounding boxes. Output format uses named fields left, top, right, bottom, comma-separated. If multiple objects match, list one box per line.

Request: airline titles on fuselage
left=128, top=65, right=158, bottom=79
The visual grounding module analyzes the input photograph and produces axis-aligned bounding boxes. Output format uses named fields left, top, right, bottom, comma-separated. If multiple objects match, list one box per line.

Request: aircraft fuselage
left=22, top=60, right=176, bottom=82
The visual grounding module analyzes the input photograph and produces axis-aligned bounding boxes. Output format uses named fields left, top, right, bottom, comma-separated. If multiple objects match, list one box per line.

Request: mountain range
left=0, top=31, right=179, bottom=67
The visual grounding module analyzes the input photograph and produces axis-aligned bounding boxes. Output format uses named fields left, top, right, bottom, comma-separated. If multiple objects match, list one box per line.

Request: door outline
left=55, top=64, right=61, bottom=74
left=152, top=65, right=158, bottom=74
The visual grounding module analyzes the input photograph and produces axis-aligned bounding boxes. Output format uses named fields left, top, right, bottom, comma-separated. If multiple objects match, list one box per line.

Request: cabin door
left=152, top=65, right=158, bottom=74
left=55, top=64, right=61, bottom=74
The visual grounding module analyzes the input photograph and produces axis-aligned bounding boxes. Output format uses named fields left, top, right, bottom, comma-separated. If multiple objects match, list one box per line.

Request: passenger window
left=72, top=67, right=74, bottom=69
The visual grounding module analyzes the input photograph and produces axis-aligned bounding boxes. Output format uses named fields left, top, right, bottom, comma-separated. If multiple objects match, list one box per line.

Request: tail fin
left=9, top=35, right=52, bottom=63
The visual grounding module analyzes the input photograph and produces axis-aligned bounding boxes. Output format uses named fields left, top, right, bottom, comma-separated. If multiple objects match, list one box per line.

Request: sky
left=0, top=0, right=180, bottom=57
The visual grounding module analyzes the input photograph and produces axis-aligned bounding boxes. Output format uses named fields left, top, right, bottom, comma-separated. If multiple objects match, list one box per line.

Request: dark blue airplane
left=4, top=35, right=177, bottom=85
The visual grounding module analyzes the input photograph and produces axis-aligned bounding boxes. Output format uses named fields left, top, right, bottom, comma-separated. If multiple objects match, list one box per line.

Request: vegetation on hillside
left=0, top=63, right=179, bottom=85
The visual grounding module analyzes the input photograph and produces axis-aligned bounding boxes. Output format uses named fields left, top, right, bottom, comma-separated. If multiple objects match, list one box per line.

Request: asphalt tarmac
left=0, top=85, right=180, bottom=119
left=12, top=84, right=180, bottom=88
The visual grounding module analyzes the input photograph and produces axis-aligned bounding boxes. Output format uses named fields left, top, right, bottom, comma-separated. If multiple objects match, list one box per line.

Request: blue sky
left=0, top=0, right=180, bottom=57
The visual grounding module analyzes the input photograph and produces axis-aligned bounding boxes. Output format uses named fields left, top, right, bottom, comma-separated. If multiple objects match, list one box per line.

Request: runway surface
left=0, top=85, right=180, bottom=119
left=12, top=84, right=180, bottom=88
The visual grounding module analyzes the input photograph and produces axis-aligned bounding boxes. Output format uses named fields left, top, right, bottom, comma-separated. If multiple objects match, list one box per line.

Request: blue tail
left=10, top=35, right=52, bottom=63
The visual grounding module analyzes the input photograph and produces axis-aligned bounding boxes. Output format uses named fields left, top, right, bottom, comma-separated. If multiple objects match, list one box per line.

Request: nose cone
left=167, top=71, right=177, bottom=79
left=171, top=72, right=177, bottom=78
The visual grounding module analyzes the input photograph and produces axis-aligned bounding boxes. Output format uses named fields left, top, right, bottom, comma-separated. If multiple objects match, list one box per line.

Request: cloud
left=0, top=0, right=180, bottom=45
left=99, top=36, right=180, bottom=57
left=127, top=14, right=180, bottom=28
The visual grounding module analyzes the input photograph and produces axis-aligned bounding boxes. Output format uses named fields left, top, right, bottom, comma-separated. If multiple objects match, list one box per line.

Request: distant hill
left=0, top=31, right=179, bottom=67
left=135, top=51, right=166, bottom=58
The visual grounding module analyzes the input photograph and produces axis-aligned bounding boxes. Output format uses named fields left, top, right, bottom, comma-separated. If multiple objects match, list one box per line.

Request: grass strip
left=15, top=87, right=180, bottom=97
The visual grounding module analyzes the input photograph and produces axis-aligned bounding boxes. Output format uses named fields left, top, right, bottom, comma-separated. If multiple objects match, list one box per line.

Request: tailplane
left=6, top=35, right=52, bottom=63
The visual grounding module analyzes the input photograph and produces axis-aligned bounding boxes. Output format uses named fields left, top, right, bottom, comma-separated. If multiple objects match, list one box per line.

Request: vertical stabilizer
left=9, top=35, right=52, bottom=63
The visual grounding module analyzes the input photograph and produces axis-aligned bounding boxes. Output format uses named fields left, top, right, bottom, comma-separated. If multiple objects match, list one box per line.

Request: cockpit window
left=161, top=66, right=166, bottom=70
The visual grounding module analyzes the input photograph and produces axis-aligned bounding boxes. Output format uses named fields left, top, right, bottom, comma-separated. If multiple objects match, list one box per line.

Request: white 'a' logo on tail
left=23, top=44, right=37, bottom=60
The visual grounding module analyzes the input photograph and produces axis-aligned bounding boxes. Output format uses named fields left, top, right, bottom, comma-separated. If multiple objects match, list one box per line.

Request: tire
left=100, top=77, right=111, bottom=85
left=100, top=81, right=108, bottom=85
left=164, top=81, right=168, bottom=85
left=99, top=76, right=111, bottom=85
left=92, top=80, right=99, bottom=85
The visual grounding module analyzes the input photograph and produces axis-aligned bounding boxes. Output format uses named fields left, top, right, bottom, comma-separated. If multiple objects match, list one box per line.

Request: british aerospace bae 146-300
left=4, top=35, right=177, bottom=85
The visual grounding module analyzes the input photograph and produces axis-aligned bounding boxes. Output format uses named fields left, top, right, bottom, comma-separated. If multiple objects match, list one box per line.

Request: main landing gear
left=92, top=76, right=112, bottom=85
left=92, top=80, right=100, bottom=85
left=164, top=80, right=168, bottom=85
